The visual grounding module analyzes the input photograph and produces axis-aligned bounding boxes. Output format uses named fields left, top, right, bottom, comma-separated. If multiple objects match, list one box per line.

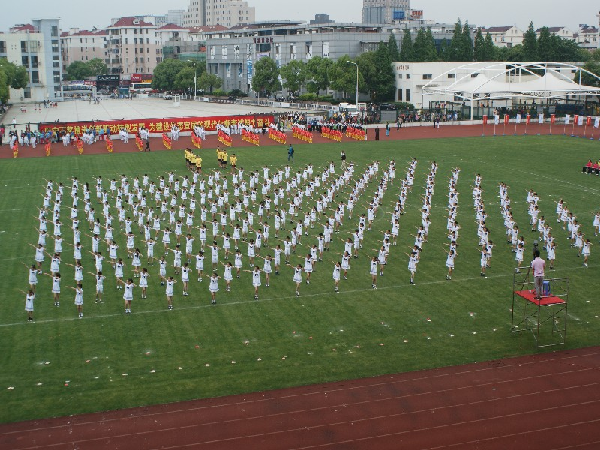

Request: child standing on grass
left=165, top=276, right=176, bottom=310
left=20, top=289, right=35, bottom=322
left=582, top=239, right=592, bottom=267
left=123, top=278, right=135, bottom=314
left=139, top=268, right=149, bottom=299
left=70, top=283, right=84, bottom=318
left=446, top=249, right=456, bottom=280
left=370, top=256, right=378, bottom=289
left=515, top=243, right=525, bottom=273
left=208, top=272, right=220, bottom=305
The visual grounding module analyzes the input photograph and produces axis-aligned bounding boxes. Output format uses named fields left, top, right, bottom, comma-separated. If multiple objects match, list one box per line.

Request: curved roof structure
left=423, top=62, right=600, bottom=101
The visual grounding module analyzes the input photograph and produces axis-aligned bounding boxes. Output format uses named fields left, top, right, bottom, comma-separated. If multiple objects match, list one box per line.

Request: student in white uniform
left=222, top=261, right=233, bottom=292
left=181, top=263, right=190, bottom=295
left=70, top=283, right=84, bottom=318
left=207, top=272, right=220, bottom=304
left=165, top=276, right=176, bottom=310
left=446, top=249, right=456, bottom=280
left=45, top=272, right=61, bottom=306
left=88, top=271, right=105, bottom=303
left=139, top=268, right=149, bottom=299
left=23, top=263, right=38, bottom=292
left=244, top=266, right=262, bottom=300
left=20, top=289, right=35, bottom=322
left=123, top=278, right=135, bottom=314
left=370, top=256, right=378, bottom=289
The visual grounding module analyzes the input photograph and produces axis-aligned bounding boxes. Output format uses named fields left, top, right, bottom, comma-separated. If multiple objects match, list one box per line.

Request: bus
left=62, top=84, right=93, bottom=98
left=130, top=83, right=153, bottom=94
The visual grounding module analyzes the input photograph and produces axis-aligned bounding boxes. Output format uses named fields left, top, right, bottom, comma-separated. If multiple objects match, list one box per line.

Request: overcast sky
left=3, top=0, right=598, bottom=32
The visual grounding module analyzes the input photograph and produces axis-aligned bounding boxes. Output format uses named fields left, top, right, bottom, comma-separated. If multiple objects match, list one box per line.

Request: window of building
left=31, top=71, right=39, bottom=83
left=51, top=26, right=58, bottom=37
left=406, top=74, right=410, bottom=79
left=53, top=61, right=60, bottom=68
left=397, top=88, right=402, bottom=101
left=24, top=88, right=31, bottom=99
left=422, top=74, right=432, bottom=80
left=448, top=73, right=455, bottom=78
left=21, top=41, right=28, bottom=53
left=398, top=74, right=402, bottom=79
left=32, top=56, right=38, bottom=68
left=22, top=56, right=29, bottom=66
left=0, top=41, right=5, bottom=53
left=406, top=89, right=410, bottom=101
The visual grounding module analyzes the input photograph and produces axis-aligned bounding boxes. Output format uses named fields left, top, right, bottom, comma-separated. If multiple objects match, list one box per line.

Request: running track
left=2, top=123, right=600, bottom=448
left=1, top=347, right=600, bottom=449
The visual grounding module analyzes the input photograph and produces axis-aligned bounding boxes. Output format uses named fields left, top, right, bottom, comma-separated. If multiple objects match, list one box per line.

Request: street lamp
left=187, top=60, right=197, bottom=101
left=347, top=61, right=359, bottom=112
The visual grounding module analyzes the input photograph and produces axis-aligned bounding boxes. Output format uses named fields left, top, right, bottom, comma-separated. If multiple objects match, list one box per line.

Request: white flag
left=494, top=115, right=499, bottom=125
left=595, top=117, right=600, bottom=129
left=516, top=114, right=522, bottom=124
left=564, top=115, right=570, bottom=125
left=538, top=114, right=544, bottom=124
left=578, top=116, right=584, bottom=126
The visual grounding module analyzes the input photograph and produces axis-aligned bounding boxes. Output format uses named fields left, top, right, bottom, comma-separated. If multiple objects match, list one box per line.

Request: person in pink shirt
left=531, top=250, right=545, bottom=299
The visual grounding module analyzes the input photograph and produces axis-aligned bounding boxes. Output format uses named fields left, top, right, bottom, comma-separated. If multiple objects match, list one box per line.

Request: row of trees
left=252, top=41, right=395, bottom=102
left=64, top=58, right=108, bottom=80
left=399, top=20, right=590, bottom=63
left=0, top=59, right=28, bottom=103
left=151, top=59, right=222, bottom=94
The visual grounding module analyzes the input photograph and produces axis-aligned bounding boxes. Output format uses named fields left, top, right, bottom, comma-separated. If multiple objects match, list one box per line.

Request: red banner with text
left=39, top=115, right=275, bottom=136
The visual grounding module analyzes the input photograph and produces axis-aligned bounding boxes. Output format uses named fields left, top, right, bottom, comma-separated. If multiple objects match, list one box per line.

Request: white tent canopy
left=423, top=62, right=600, bottom=101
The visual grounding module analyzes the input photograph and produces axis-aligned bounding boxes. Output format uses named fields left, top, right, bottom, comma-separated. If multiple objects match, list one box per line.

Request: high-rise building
left=362, top=0, right=410, bottom=24
left=1, top=19, right=63, bottom=102
left=105, top=17, right=159, bottom=75
left=183, top=0, right=255, bottom=27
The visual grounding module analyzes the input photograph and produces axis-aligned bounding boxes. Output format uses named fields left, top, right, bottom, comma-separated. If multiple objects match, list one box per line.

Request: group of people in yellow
left=216, top=146, right=237, bottom=172
left=185, top=148, right=203, bottom=173
left=185, top=146, right=238, bottom=174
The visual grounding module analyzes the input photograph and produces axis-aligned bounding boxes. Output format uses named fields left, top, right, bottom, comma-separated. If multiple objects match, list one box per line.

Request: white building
left=60, top=28, right=108, bottom=67
left=480, top=26, right=523, bottom=48
left=575, top=24, right=599, bottom=50
left=536, top=26, right=575, bottom=40
left=105, top=17, right=159, bottom=75
left=1, top=19, right=63, bottom=102
left=183, top=0, right=255, bottom=28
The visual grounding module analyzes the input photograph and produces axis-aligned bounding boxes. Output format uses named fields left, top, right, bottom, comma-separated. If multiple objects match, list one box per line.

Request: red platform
left=514, top=289, right=566, bottom=306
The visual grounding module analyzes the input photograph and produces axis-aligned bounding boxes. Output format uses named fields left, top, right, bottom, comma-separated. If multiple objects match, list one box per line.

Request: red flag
left=504, top=115, right=509, bottom=125
left=574, top=115, right=579, bottom=125
left=526, top=114, right=531, bottom=124
left=587, top=116, right=592, bottom=126
left=482, top=115, right=488, bottom=125
left=551, top=114, right=555, bottom=124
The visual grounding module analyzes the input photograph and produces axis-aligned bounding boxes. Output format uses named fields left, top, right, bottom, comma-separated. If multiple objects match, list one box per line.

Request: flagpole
left=503, top=116, right=506, bottom=136
left=514, top=115, right=518, bottom=136
left=563, top=116, right=567, bottom=136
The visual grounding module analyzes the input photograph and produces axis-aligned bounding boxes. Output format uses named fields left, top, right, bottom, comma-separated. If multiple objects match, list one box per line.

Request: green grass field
left=1, top=135, right=599, bottom=424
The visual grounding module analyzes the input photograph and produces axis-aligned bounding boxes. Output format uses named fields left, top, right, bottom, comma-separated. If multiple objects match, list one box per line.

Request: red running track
left=2, top=346, right=600, bottom=449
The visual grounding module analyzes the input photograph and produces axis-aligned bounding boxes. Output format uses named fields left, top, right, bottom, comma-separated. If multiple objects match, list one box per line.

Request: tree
left=306, top=56, right=333, bottom=96
left=0, top=59, right=28, bottom=102
left=251, top=57, right=280, bottom=96
left=449, top=19, right=463, bottom=61
left=86, top=58, right=108, bottom=77
left=483, top=33, right=496, bottom=61
left=388, top=33, right=400, bottom=62
left=522, top=22, right=538, bottom=61
left=65, top=61, right=90, bottom=80
left=578, top=61, right=600, bottom=87
left=329, top=55, right=363, bottom=99
left=0, top=67, right=9, bottom=103
left=424, top=28, right=439, bottom=61
left=473, top=28, right=485, bottom=61
left=356, top=42, right=394, bottom=102
left=461, top=22, right=474, bottom=62
left=437, top=39, right=450, bottom=61
left=399, top=28, right=414, bottom=62
left=152, top=59, right=187, bottom=91
left=198, top=72, right=222, bottom=94
left=174, top=66, right=197, bottom=92
left=537, top=27, right=553, bottom=61
left=279, top=59, right=306, bottom=95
